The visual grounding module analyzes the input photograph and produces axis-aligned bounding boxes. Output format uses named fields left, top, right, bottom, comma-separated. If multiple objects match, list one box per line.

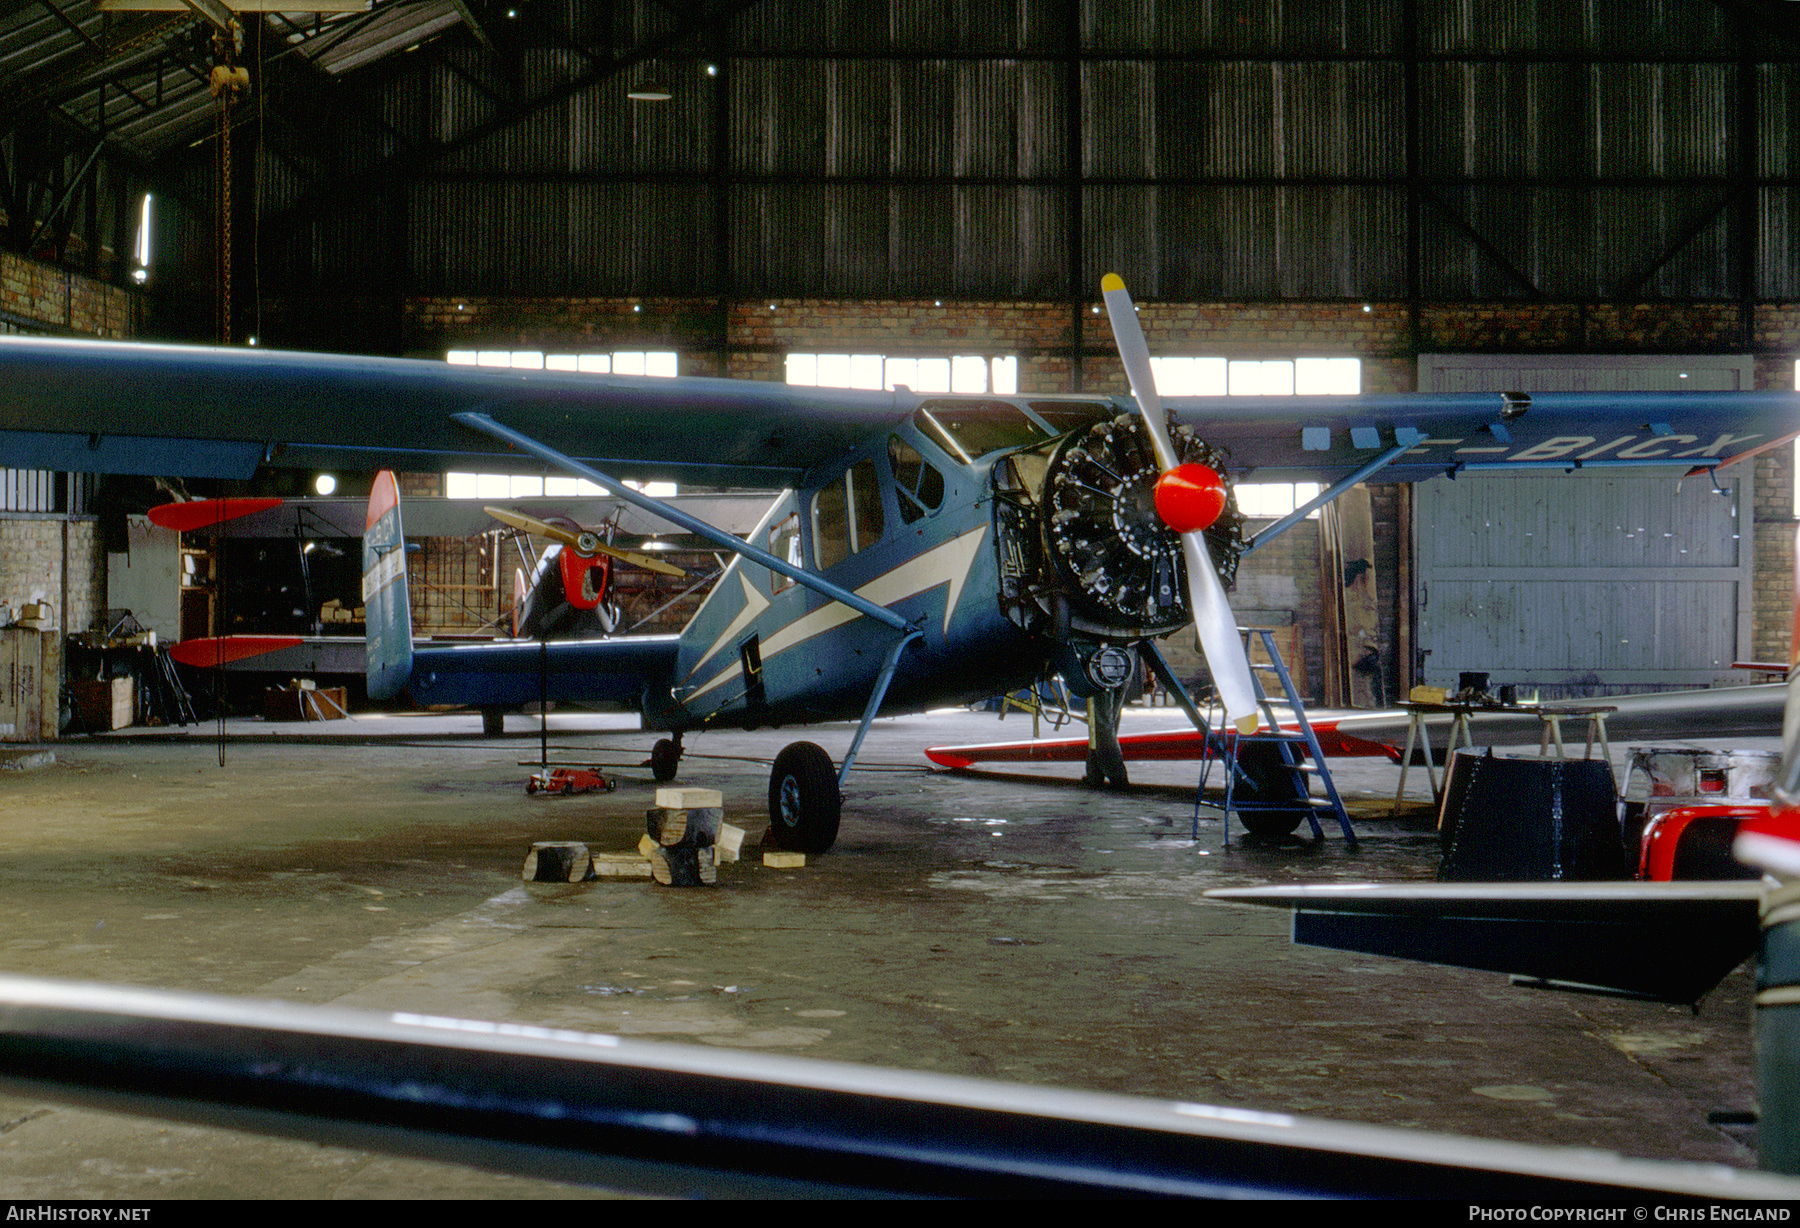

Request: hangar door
left=1414, top=355, right=1755, bottom=697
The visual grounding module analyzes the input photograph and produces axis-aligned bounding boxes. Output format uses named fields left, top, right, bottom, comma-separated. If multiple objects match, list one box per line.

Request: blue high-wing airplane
left=4, top=279, right=1797, bottom=854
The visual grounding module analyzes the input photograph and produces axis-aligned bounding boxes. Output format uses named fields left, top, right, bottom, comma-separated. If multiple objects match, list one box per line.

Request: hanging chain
left=209, top=26, right=247, bottom=345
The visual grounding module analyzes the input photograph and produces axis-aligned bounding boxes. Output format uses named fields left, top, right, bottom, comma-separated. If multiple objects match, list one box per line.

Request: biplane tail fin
left=362, top=470, right=414, bottom=700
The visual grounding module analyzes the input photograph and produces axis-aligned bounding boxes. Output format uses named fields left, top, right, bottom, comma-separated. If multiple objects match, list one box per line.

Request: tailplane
left=363, top=470, right=414, bottom=699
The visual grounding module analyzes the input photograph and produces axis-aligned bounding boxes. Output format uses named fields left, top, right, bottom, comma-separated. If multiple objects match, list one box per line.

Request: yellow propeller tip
left=1233, top=714, right=1261, bottom=735
left=1101, top=273, right=1126, bottom=292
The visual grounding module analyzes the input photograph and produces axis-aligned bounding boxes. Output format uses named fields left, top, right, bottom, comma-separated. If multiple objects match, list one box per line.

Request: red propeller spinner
left=1152, top=462, right=1228, bottom=535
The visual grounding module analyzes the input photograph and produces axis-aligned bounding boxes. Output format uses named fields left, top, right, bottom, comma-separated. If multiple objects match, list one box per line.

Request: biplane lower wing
left=925, top=684, right=1791, bottom=771
left=924, top=722, right=1400, bottom=769
left=1205, top=881, right=1765, bottom=1005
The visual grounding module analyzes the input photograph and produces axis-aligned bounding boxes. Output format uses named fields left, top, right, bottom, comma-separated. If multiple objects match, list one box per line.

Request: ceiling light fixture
left=628, top=81, right=672, bottom=101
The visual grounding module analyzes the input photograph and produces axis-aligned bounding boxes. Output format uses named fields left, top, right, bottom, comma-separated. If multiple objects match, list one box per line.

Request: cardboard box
left=70, top=677, right=132, bottom=732
left=263, top=685, right=348, bottom=722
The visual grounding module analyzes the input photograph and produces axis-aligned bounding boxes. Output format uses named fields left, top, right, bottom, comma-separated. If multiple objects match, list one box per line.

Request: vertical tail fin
left=363, top=470, right=414, bottom=700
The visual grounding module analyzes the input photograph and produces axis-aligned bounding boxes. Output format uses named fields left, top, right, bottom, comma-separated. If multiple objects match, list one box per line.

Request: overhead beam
left=0, top=12, right=195, bottom=132
left=96, top=0, right=368, bottom=10
left=173, top=0, right=235, bottom=34
left=257, top=0, right=769, bottom=238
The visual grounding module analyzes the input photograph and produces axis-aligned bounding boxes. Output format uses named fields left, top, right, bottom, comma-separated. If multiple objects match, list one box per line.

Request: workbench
left=1393, top=700, right=1617, bottom=813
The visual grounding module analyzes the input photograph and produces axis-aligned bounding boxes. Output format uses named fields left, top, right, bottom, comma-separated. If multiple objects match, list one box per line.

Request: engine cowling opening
left=994, top=412, right=1245, bottom=642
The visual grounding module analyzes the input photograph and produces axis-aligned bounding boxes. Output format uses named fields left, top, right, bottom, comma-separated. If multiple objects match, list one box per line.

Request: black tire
left=1233, top=741, right=1310, bottom=837
left=650, top=738, right=680, bottom=783
left=481, top=708, right=505, bottom=737
left=767, top=741, right=841, bottom=854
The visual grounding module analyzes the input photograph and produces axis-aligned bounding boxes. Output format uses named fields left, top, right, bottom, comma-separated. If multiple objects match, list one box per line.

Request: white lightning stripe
left=685, top=571, right=770, bottom=680
left=685, top=526, right=988, bottom=705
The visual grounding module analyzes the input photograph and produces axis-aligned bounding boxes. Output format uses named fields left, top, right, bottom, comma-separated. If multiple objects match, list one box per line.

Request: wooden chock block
left=590, top=852, right=653, bottom=879
left=648, top=806, right=723, bottom=848
left=648, top=844, right=717, bottom=887
left=523, top=841, right=591, bottom=883
left=656, top=787, right=723, bottom=810
left=763, top=850, right=806, bottom=869
left=715, top=822, right=747, bottom=863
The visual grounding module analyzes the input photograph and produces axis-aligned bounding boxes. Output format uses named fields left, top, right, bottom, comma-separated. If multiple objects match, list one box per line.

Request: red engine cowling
left=559, top=546, right=611, bottom=611
left=1638, top=802, right=1768, bottom=881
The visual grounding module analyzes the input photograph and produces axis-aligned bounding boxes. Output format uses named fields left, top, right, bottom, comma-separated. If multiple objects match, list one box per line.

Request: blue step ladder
left=1195, top=629, right=1357, bottom=847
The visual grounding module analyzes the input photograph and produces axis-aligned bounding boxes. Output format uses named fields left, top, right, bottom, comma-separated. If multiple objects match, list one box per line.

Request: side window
left=849, top=458, right=885, bottom=547
left=813, top=480, right=850, bottom=570
left=888, top=436, right=945, bottom=524
left=768, top=514, right=801, bottom=594
left=812, top=459, right=887, bottom=569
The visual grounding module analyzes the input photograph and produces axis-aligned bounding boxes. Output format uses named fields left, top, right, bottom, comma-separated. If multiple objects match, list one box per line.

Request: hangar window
left=1151, top=356, right=1359, bottom=520
left=444, top=350, right=679, bottom=500
left=786, top=353, right=1017, bottom=395
left=447, top=349, right=678, bottom=377
left=1148, top=357, right=1359, bottom=397
left=442, top=472, right=678, bottom=500
left=813, top=459, right=885, bottom=569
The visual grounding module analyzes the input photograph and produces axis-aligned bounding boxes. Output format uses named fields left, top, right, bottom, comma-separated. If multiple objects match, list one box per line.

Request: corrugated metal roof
left=6, top=0, right=1797, bottom=304
left=1, top=0, right=468, bottom=159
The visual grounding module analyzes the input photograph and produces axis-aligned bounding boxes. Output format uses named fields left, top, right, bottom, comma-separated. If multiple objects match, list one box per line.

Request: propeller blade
left=1100, top=274, right=1259, bottom=734
left=1099, top=275, right=1177, bottom=473
left=483, top=506, right=686, bottom=577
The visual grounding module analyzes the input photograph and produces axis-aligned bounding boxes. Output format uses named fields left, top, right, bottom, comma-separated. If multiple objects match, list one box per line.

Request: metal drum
left=1437, top=748, right=1623, bottom=881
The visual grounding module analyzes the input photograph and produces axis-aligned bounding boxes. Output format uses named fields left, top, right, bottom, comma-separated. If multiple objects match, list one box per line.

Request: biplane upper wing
left=0, top=335, right=1795, bottom=489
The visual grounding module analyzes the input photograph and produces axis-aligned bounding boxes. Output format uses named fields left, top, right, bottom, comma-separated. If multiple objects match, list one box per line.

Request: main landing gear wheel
left=767, top=741, right=841, bottom=855
left=1233, top=740, right=1310, bottom=837
left=650, top=738, right=681, bottom=783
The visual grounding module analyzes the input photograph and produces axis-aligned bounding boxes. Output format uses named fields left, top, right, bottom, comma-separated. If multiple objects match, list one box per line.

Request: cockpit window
left=812, top=458, right=886, bottom=569
left=914, top=400, right=1051, bottom=463
left=1027, top=401, right=1115, bottom=437
left=888, top=436, right=945, bottom=524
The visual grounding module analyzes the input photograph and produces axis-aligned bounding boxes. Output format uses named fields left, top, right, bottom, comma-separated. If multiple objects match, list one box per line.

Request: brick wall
left=0, top=519, right=103, bottom=633
left=0, top=257, right=141, bottom=736
left=0, top=251, right=139, bottom=338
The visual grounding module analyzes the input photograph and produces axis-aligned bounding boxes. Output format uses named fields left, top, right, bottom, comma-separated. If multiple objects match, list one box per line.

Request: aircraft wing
left=0, top=336, right=908, bottom=487
left=169, top=635, right=680, bottom=713
left=1205, top=881, right=1765, bottom=1005
left=401, top=636, right=682, bottom=710
left=1, top=335, right=1795, bottom=489
left=923, top=721, right=1400, bottom=769
left=0, top=973, right=1792, bottom=1200
left=154, top=493, right=778, bottom=539
left=1165, top=390, right=1799, bottom=483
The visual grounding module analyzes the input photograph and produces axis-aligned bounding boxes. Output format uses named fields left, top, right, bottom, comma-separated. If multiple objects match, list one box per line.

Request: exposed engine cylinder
left=995, top=412, right=1245, bottom=642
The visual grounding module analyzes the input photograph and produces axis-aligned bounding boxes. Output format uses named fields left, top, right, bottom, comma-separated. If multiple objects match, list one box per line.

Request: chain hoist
left=208, top=25, right=248, bottom=344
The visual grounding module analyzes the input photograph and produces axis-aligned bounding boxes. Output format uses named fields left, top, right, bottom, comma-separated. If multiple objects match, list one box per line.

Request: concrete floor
left=0, top=704, right=1769, bottom=1198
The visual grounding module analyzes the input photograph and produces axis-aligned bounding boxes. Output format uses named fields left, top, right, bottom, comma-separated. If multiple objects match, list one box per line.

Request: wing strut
left=1240, top=438, right=1417, bottom=557
left=452, top=412, right=911, bottom=634
left=838, top=629, right=923, bottom=789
